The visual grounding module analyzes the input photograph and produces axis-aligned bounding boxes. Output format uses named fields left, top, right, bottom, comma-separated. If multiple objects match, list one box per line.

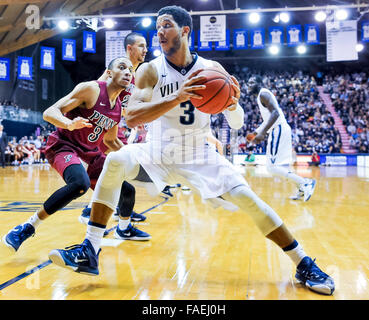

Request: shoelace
left=299, top=258, right=329, bottom=281
left=11, top=225, right=34, bottom=242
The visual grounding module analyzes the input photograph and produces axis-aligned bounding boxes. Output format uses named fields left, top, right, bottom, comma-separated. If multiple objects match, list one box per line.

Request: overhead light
left=57, top=20, right=69, bottom=31
left=335, top=9, right=348, bottom=20
left=153, top=49, right=161, bottom=57
left=315, top=11, right=327, bottom=22
left=279, top=12, right=290, bottom=23
left=142, top=17, right=152, bottom=28
left=104, top=19, right=115, bottom=29
left=249, top=12, right=260, bottom=24
left=269, top=45, right=279, bottom=55
left=356, top=43, right=364, bottom=52
left=297, top=45, right=307, bottom=54
left=272, top=14, right=280, bottom=23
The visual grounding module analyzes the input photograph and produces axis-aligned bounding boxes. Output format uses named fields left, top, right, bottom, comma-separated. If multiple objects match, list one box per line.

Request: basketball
left=190, top=68, right=235, bottom=114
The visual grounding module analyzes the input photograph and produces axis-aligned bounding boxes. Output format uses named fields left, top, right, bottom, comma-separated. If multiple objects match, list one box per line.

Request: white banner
left=326, top=20, right=358, bottom=62
left=105, top=30, right=131, bottom=67
left=200, top=15, right=226, bottom=42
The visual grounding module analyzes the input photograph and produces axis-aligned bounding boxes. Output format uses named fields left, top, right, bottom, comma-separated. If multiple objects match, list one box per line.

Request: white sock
left=86, top=223, right=106, bottom=254
left=87, top=199, right=93, bottom=209
left=118, top=217, right=131, bottom=230
left=283, top=240, right=307, bottom=267
left=27, top=212, right=42, bottom=229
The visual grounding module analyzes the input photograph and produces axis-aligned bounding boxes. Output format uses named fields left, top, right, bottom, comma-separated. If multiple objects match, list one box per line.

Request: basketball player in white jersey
left=247, top=75, right=316, bottom=201
left=49, top=5, right=334, bottom=295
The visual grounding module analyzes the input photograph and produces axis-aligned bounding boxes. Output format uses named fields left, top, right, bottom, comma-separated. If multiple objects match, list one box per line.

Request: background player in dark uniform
left=2, top=57, right=150, bottom=252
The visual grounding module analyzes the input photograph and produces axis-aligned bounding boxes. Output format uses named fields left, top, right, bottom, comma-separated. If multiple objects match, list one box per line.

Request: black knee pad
left=44, top=164, right=90, bottom=215
left=121, top=181, right=136, bottom=198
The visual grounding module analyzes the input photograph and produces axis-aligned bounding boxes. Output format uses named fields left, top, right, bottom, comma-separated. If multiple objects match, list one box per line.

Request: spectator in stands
left=0, top=123, right=8, bottom=168
left=243, top=149, right=256, bottom=166
left=308, top=151, right=321, bottom=167
left=4, top=143, right=14, bottom=165
left=13, top=139, right=24, bottom=165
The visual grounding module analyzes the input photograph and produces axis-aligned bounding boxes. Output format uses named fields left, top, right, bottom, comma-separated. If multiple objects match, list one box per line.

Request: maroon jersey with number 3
left=55, top=80, right=122, bottom=151
left=44, top=81, right=122, bottom=186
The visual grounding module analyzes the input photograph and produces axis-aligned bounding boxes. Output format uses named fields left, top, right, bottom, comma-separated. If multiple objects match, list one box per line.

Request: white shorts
left=124, top=142, right=248, bottom=200
left=266, top=124, right=293, bottom=166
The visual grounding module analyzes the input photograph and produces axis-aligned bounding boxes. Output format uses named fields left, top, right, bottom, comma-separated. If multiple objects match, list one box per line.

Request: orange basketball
left=246, top=132, right=257, bottom=142
left=190, top=68, right=235, bottom=114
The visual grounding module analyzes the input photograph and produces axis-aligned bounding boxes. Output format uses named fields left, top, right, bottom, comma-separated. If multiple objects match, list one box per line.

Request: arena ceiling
left=0, top=0, right=366, bottom=56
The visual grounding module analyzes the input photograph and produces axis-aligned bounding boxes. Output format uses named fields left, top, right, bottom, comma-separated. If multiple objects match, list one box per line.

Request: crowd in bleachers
left=0, top=99, right=43, bottom=124
left=322, top=72, right=369, bottom=153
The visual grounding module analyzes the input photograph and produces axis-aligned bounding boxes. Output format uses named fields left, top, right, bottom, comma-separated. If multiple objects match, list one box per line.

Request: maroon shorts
left=44, top=134, right=106, bottom=190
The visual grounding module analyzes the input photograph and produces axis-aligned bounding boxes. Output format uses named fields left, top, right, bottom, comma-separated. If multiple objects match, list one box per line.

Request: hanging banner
left=215, top=30, right=230, bottom=51
left=287, top=25, right=302, bottom=46
left=251, top=28, right=265, bottom=49
left=0, top=57, right=10, bottom=81
left=149, top=30, right=160, bottom=52
left=17, top=56, right=32, bottom=80
left=268, top=26, right=284, bottom=45
left=40, top=46, right=55, bottom=70
left=198, top=30, right=212, bottom=51
left=105, top=30, right=131, bottom=67
left=362, top=21, right=369, bottom=42
left=305, top=24, right=320, bottom=45
left=233, top=29, right=248, bottom=50
left=62, top=39, right=76, bottom=61
left=83, top=31, right=96, bottom=53
left=200, top=15, right=226, bottom=42
left=326, top=20, right=358, bottom=62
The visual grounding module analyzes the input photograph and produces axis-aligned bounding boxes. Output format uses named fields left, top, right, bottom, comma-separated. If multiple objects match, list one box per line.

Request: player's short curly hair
left=158, top=6, right=193, bottom=37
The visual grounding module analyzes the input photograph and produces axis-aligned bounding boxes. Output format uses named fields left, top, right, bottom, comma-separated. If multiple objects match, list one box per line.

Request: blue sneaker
left=79, top=206, right=120, bottom=224
left=2, top=223, right=35, bottom=252
left=114, top=223, right=151, bottom=241
left=295, top=256, right=335, bottom=295
left=161, top=185, right=173, bottom=197
left=48, top=239, right=100, bottom=276
left=115, top=206, right=146, bottom=222
left=131, top=211, right=146, bottom=222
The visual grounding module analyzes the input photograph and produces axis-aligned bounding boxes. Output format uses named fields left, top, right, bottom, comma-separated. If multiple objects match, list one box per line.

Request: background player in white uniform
left=247, top=75, right=316, bottom=201
left=49, top=5, right=334, bottom=295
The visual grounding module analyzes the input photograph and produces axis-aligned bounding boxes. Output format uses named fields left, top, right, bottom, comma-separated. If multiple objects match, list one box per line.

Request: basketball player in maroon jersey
left=79, top=32, right=153, bottom=239
left=2, top=56, right=150, bottom=252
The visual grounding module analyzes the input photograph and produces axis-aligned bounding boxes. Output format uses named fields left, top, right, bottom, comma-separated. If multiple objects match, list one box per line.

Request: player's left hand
left=227, top=76, right=241, bottom=110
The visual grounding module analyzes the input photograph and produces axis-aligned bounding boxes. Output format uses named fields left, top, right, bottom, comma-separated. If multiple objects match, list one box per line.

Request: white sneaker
left=302, top=179, right=316, bottom=202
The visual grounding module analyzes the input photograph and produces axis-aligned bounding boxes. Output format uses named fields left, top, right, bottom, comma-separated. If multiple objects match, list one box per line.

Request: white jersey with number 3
left=147, top=53, right=214, bottom=147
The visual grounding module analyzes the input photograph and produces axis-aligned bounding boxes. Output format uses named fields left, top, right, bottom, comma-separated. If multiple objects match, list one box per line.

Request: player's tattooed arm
left=43, top=81, right=98, bottom=131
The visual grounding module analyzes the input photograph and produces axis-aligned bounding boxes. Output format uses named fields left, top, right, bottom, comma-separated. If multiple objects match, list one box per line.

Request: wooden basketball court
left=0, top=163, right=368, bottom=300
